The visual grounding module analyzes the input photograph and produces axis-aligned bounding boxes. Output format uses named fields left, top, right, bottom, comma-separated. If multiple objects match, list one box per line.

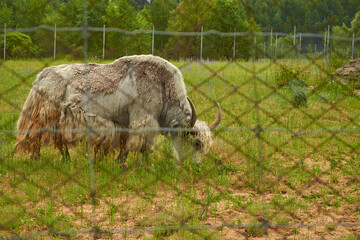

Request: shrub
left=289, top=79, right=308, bottom=107
left=274, top=64, right=307, bottom=88
left=0, top=32, right=39, bottom=59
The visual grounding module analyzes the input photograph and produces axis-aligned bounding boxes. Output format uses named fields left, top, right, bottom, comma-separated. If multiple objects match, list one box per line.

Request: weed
left=246, top=220, right=265, bottom=238
left=326, top=224, right=336, bottom=231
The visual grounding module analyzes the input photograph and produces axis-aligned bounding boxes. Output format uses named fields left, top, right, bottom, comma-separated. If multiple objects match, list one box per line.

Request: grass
left=0, top=58, right=359, bottom=239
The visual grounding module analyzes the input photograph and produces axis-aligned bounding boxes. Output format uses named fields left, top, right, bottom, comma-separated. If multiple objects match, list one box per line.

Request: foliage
left=249, top=0, right=356, bottom=33
left=273, top=65, right=308, bottom=107
left=273, top=64, right=307, bottom=88
left=332, top=11, right=360, bottom=58
left=333, top=11, right=360, bottom=38
left=0, top=32, right=39, bottom=58
left=166, top=0, right=212, bottom=59
left=132, top=8, right=152, bottom=54
left=0, top=2, right=14, bottom=27
left=289, top=79, right=308, bottom=107
left=148, top=0, right=178, bottom=54
left=0, top=0, right=359, bottom=59
left=205, top=0, right=251, bottom=60
left=102, top=0, right=138, bottom=57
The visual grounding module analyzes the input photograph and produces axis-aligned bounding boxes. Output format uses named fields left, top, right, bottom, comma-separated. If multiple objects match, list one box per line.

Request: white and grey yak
left=14, top=55, right=221, bottom=163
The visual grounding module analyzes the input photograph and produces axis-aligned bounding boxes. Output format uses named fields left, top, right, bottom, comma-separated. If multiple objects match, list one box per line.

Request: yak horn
left=187, top=97, right=197, bottom=128
left=208, top=102, right=221, bottom=130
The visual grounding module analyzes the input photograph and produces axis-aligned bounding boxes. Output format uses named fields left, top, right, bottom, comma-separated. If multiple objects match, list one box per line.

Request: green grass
left=0, top=58, right=359, bottom=239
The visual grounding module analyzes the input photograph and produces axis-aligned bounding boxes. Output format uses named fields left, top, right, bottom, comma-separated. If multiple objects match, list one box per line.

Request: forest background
left=0, top=0, right=359, bottom=60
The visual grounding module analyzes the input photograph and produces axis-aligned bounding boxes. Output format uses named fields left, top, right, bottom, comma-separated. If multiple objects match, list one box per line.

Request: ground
left=0, top=59, right=359, bottom=239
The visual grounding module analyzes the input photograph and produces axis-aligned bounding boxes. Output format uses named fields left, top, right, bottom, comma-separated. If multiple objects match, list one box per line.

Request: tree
left=132, top=7, right=152, bottom=54
left=10, top=0, right=49, bottom=28
left=0, top=3, right=14, bottom=28
left=34, top=0, right=85, bottom=58
left=332, top=11, right=360, bottom=58
left=166, top=0, right=212, bottom=59
left=103, top=0, right=137, bottom=57
left=129, top=0, right=150, bottom=10
left=148, top=0, right=178, bottom=54
left=205, top=0, right=250, bottom=60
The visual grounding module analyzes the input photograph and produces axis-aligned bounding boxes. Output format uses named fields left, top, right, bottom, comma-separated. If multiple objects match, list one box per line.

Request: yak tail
left=14, top=88, right=38, bottom=154
left=14, top=85, right=61, bottom=155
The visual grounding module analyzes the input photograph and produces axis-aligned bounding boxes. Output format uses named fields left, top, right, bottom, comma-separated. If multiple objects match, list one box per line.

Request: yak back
left=65, top=55, right=186, bottom=103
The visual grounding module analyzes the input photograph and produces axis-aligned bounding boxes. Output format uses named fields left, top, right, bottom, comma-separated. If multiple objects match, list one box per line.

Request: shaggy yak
left=14, top=55, right=221, bottom=163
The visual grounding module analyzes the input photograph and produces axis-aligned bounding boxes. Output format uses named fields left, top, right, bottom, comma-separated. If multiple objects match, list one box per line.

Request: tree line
left=0, top=0, right=359, bottom=60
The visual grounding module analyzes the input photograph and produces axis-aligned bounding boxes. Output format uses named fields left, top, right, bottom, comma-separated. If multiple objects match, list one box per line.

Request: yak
left=14, top=55, right=221, bottom=163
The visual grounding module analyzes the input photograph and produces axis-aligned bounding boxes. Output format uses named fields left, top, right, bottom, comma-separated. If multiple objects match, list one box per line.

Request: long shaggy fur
left=14, top=88, right=61, bottom=157
left=14, top=55, right=196, bottom=160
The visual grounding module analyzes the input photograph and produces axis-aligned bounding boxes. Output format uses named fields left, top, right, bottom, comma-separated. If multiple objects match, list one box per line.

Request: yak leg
left=116, top=148, right=129, bottom=164
left=123, top=107, right=159, bottom=168
left=31, top=137, right=41, bottom=160
left=126, top=114, right=158, bottom=155
left=55, top=134, right=70, bottom=161
left=116, top=132, right=129, bottom=166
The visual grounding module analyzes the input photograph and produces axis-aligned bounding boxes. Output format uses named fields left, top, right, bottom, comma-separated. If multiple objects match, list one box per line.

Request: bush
left=290, top=86, right=308, bottom=107
left=289, top=79, right=308, bottom=107
left=274, top=64, right=307, bottom=88
left=0, top=32, right=39, bottom=59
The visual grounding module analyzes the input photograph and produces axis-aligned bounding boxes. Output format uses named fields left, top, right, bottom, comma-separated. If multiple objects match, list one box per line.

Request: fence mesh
left=0, top=0, right=360, bottom=239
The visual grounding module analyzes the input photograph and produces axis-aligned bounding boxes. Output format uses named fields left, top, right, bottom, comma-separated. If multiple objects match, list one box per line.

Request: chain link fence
left=0, top=1, right=360, bottom=239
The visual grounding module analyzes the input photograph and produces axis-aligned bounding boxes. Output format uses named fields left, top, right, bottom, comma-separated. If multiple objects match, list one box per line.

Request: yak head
left=172, top=100, right=221, bottom=164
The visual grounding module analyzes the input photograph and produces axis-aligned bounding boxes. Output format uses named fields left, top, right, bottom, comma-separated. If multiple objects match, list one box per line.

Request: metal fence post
left=298, top=33, right=302, bottom=59
left=233, top=29, right=236, bottom=61
left=293, top=26, right=296, bottom=61
left=54, top=24, right=56, bottom=60
left=200, top=26, right=203, bottom=61
left=351, top=32, right=355, bottom=59
left=152, top=25, right=154, bottom=55
left=270, top=28, right=273, bottom=61
left=264, top=41, right=266, bottom=59
left=102, top=25, right=105, bottom=59
left=3, top=23, right=6, bottom=61
left=275, top=32, right=278, bottom=59
left=254, top=36, right=257, bottom=59
left=324, top=31, right=327, bottom=61
left=327, top=25, right=330, bottom=60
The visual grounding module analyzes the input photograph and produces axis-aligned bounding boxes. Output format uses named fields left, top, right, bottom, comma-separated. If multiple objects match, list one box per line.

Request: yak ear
left=187, top=97, right=197, bottom=128
left=208, top=102, right=221, bottom=131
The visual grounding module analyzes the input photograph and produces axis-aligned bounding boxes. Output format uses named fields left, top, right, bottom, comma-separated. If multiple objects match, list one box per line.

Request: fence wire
left=0, top=0, right=360, bottom=239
